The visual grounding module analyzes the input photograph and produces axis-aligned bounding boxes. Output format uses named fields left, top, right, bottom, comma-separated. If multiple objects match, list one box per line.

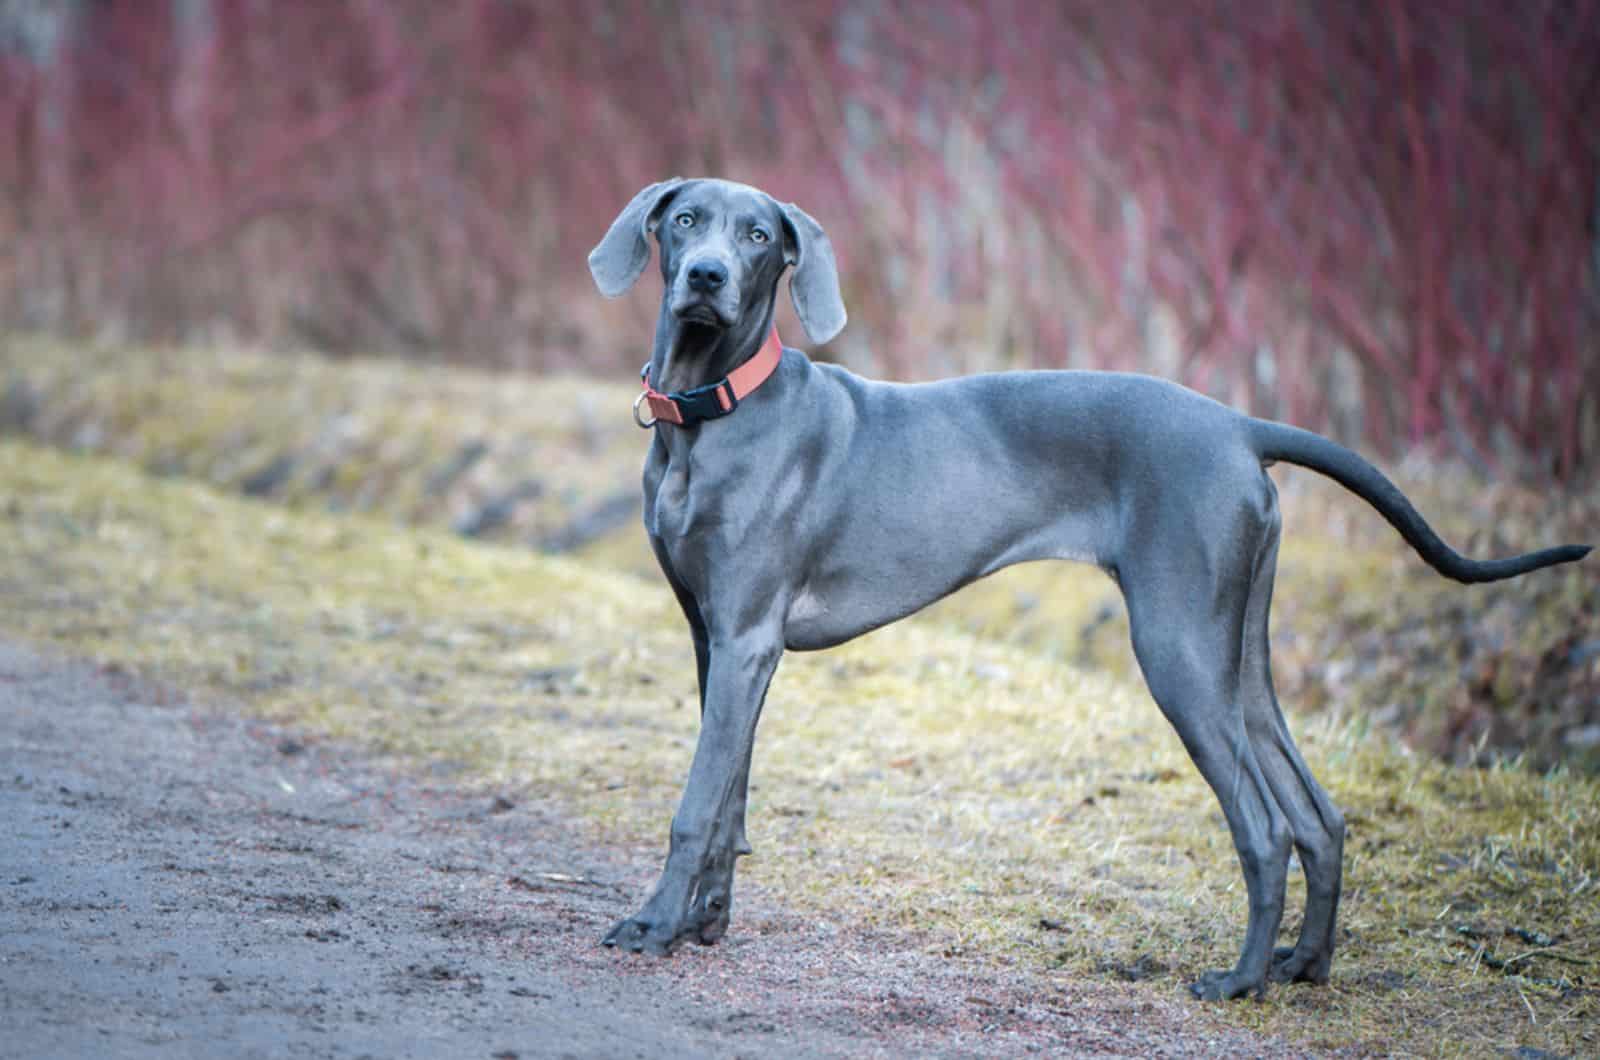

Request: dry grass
left=8, top=335, right=1593, bottom=773
left=0, top=334, right=646, bottom=555
left=2, top=437, right=1596, bottom=1056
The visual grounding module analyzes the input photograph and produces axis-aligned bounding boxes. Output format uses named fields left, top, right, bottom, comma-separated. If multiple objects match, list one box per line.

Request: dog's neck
left=649, top=299, right=779, bottom=395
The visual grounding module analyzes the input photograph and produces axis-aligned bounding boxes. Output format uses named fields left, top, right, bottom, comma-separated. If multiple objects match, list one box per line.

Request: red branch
left=0, top=0, right=1594, bottom=478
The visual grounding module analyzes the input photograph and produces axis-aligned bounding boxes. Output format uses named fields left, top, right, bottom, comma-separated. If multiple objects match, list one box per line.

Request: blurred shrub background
left=3, top=0, right=1596, bottom=478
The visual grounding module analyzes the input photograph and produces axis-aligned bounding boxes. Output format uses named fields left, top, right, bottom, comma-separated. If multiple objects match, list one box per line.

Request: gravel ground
left=0, top=640, right=1288, bottom=1059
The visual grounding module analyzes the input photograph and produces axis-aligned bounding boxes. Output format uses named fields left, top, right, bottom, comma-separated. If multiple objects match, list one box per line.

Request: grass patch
left=2, top=437, right=1596, bottom=1055
left=7, top=335, right=1593, bottom=771
left=0, top=334, right=646, bottom=555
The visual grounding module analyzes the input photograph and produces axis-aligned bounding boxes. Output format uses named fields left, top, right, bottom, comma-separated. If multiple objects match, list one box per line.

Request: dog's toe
left=601, top=917, right=675, bottom=956
left=1189, top=968, right=1265, bottom=1001
left=1269, top=945, right=1331, bottom=985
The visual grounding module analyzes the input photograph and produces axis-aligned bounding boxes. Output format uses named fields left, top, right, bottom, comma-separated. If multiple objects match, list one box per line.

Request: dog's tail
left=1247, top=419, right=1590, bottom=584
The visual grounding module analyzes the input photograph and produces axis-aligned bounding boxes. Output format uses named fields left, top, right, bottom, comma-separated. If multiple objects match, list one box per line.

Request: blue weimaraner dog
left=587, top=177, right=1590, bottom=1000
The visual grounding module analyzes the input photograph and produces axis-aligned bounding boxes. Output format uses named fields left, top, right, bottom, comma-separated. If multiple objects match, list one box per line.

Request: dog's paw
left=1188, top=968, right=1266, bottom=1002
left=601, top=916, right=678, bottom=956
left=691, top=890, right=732, bottom=946
left=1269, top=945, right=1331, bottom=985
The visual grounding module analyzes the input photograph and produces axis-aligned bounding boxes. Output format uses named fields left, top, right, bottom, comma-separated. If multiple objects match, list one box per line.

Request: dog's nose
left=686, top=259, right=728, bottom=293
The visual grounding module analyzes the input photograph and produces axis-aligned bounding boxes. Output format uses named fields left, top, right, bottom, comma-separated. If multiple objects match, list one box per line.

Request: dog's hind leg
left=1120, top=492, right=1293, bottom=1000
left=1234, top=496, right=1346, bottom=985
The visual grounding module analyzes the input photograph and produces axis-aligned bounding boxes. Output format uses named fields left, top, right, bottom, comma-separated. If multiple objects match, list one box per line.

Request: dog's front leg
left=603, top=627, right=781, bottom=955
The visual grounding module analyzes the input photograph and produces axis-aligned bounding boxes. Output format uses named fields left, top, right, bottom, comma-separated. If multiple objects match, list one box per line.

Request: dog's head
left=588, top=178, right=847, bottom=346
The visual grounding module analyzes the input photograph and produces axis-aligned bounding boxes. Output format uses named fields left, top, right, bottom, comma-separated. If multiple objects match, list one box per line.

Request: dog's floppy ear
left=588, top=178, right=686, bottom=298
left=779, top=201, right=847, bottom=345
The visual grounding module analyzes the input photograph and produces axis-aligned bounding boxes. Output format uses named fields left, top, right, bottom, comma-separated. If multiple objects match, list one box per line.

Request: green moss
left=1, top=437, right=1596, bottom=1056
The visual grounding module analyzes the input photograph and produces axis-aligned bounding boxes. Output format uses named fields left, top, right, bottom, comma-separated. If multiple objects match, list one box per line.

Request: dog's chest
left=645, top=462, right=693, bottom=541
left=643, top=437, right=774, bottom=572
left=642, top=439, right=727, bottom=551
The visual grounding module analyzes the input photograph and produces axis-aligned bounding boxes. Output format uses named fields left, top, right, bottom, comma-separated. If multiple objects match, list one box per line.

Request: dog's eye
left=673, top=212, right=695, bottom=228
left=750, top=228, right=770, bottom=244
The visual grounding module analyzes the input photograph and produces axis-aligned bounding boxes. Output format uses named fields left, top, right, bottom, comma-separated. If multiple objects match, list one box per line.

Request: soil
left=0, top=640, right=1290, bottom=1058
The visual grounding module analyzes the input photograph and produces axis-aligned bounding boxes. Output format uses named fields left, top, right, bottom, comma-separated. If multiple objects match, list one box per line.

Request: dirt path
left=0, top=641, right=1286, bottom=1059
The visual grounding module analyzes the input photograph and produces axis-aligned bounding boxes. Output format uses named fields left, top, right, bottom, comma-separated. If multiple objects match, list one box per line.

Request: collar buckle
left=669, top=378, right=738, bottom=423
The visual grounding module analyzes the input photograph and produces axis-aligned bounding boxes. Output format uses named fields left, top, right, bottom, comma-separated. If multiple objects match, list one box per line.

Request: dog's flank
left=588, top=177, right=1591, bottom=1000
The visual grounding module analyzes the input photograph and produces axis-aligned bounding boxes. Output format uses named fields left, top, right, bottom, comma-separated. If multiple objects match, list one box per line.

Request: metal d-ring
left=632, top=391, right=658, bottom=429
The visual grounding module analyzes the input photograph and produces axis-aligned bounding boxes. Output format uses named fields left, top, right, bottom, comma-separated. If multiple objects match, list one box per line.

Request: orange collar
left=634, top=325, right=784, bottom=428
